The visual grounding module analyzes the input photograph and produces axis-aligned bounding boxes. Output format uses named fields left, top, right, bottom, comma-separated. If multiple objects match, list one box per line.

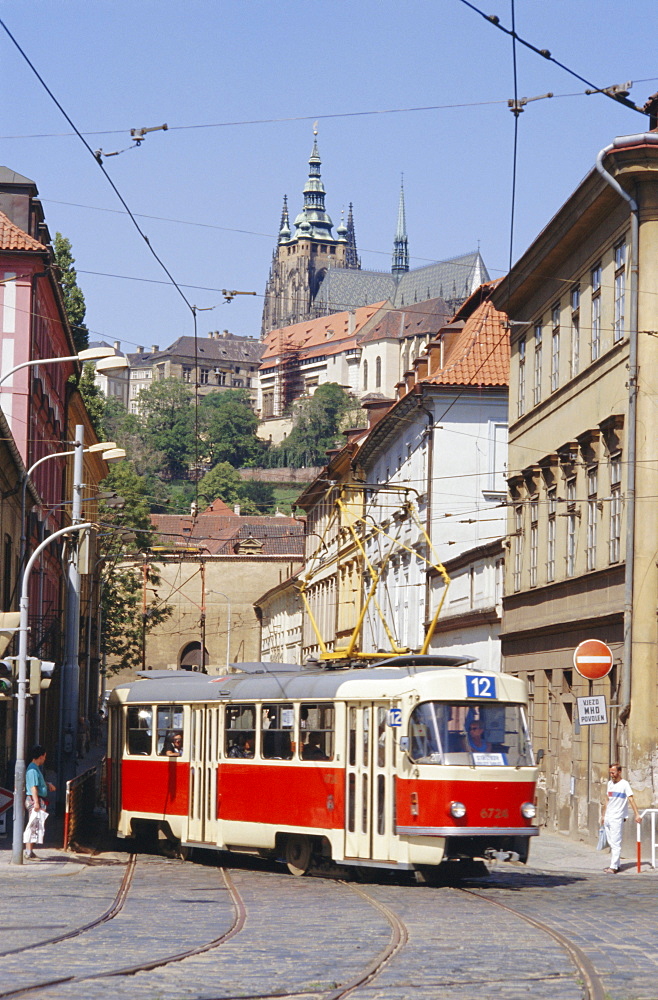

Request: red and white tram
left=107, top=656, right=539, bottom=876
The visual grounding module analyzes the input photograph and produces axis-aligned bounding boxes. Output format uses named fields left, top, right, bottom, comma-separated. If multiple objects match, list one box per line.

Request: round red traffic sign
left=573, top=639, right=614, bottom=680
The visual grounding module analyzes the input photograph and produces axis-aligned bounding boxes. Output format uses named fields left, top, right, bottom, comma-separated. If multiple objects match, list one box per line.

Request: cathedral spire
left=293, top=125, right=335, bottom=240
left=392, top=177, right=409, bottom=275
left=278, top=194, right=291, bottom=243
left=345, top=202, right=360, bottom=269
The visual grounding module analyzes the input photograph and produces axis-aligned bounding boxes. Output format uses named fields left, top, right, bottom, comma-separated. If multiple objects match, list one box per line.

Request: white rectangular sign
left=577, top=695, right=608, bottom=726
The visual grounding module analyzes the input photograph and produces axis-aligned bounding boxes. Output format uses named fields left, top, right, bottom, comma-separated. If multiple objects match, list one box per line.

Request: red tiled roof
left=421, top=299, right=509, bottom=388
left=260, top=303, right=384, bottom=367
left=150, top=510, right=305, bottom=557
left=0, top=210, right=46, bottom=252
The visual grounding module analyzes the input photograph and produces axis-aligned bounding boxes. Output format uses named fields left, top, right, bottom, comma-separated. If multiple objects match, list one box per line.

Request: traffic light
left=0, top=612, right=20, bottom=657
left=29, top=659, right=55, bottom=695
left=0, top=660, right=13, bottom=699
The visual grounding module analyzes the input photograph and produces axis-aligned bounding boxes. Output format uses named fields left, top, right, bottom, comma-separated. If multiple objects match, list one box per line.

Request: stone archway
left=179, top=641, right=209, bottom=672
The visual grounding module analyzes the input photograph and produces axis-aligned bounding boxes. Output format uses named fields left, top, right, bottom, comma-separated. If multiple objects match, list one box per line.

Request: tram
left=107, top=655, right=539, bottom=877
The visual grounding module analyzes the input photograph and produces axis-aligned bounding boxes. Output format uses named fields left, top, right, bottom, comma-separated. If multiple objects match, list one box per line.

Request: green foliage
left=267, top=383, right=353, bottom=467
left=99, top=462, right=172, bottom=672
left=137, top=378, right=195, bottom=480
left=240, top=480, right=276, bottom=514
left=53, top=233, right=89, bottom=351
left=198, top=462, right=259, bottom=514
left=102, top=563, right=172, bottom=673
left=198, top=389, right=265, bottom=467
left=78, top=363, right=106, bottom=436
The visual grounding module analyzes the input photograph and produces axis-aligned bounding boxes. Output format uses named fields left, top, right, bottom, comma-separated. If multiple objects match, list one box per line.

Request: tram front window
left=409, top=702, right=534, bottom=767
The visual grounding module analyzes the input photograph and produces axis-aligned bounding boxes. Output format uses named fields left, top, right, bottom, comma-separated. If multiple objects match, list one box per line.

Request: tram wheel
left=285, top=835, right=313, bottom=876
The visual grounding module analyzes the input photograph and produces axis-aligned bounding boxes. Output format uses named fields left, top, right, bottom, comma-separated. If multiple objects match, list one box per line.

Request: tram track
left=0, top=857, right=606, bottom=1000
left=0, top=861, right=245, bottom=1000
left=0, top=854, right=137, bottom=959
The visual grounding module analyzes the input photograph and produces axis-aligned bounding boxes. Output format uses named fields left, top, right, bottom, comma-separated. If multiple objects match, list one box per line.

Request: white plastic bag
left=596, top=825, right=608, bottom=851
left=23, top=808, right=48, bottom=844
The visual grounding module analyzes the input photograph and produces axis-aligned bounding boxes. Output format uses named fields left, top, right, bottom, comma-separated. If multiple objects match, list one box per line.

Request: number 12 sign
left=466, top=676, right=497, bottom=699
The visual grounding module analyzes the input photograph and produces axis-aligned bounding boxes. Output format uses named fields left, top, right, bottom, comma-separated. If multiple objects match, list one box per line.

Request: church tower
left=261, top=131, right=360, bottom=336
left=392, top=178, right=409, bottom=275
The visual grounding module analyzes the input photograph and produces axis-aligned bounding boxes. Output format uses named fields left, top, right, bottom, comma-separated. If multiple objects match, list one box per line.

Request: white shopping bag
left=23, top=809, right=48, bottom=844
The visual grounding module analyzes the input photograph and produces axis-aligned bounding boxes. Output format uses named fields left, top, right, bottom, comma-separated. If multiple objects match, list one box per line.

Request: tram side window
left=299, top=704, right=334, bottom=760
left=126, top=705, right=153, bottom=756
left=262, top=704, right=294, bottom=759
left=156, top=705, right=184, bottom=756
left=225, top=705, right=255, bottom=758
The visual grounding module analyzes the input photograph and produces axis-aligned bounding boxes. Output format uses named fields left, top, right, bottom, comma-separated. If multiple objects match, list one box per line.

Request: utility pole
left=59, top=425, right=84, bottom=794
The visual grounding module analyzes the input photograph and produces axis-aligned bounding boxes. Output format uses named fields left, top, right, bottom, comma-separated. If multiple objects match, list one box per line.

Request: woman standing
left=24, top=744, right=56, bottom=860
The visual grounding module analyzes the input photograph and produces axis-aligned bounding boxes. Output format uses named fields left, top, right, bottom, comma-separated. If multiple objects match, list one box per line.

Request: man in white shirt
left=601, top=763, right=641, bottom=873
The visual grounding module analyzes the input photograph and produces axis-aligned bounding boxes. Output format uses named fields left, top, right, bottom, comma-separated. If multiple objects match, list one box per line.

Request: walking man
left=602, top=762, right=641, bottom=873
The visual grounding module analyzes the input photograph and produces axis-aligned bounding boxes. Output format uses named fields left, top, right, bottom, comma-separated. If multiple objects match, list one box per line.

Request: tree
left=137, top=378, right=195, bottom=479
left=77, top=363, right=105, bottom=436
left=240, top=480, right=276, bottom=514
left=198, top=389, right=264, bottom=467
left=98, top=462, right=172, bottom=672
left=198, top=462, right=259, bottom=514
left=53, top=233, right=89, bottom=351
left=269, top=383, right=353, bottom=467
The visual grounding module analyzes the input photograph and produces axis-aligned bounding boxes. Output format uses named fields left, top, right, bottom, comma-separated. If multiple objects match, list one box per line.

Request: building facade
left=491, top=128, right=658, bottom=838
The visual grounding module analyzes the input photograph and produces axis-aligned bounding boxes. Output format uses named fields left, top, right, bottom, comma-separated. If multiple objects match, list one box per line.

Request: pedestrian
left=601, top=762, right=641, bottom=873
left=24, top=744, right=56, bottom=860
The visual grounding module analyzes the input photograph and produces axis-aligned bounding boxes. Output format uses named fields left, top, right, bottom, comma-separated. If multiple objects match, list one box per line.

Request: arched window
left=179, top=641, right=209, bottom=672
left=375, top=356, right=382, bottom=389
left=363, top=359, right=368, bottom=390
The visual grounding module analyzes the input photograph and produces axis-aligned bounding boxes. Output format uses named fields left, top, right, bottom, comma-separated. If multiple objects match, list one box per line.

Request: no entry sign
left=573, top=639, right=614, bottom=680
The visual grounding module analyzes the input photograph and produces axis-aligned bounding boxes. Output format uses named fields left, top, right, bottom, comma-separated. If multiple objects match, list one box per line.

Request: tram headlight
left=449, top=801, right=467, bottom=819
left=521, top=801, right=537, bottom=820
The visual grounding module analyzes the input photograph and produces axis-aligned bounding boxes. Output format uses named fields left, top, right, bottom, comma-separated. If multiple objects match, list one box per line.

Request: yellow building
left=491, top=127, right=658, bottom=839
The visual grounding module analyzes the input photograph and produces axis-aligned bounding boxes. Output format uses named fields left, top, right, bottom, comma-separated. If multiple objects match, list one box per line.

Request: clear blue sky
left=2, top=1, right=656, bottom=350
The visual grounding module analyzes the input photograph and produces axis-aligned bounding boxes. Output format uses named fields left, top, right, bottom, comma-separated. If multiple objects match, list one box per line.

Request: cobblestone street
left=0, top=829, right=656, bottom=1000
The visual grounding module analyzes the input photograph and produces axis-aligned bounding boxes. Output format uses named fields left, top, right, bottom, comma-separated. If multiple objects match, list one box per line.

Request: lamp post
left=208, top=591, right=232, bottom=671
left=12, top=521, right=95, bottom=864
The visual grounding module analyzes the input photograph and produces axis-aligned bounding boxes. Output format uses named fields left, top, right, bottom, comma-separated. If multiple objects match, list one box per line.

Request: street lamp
left=0, top=346, right=127, bottom=388
left=12, top=521, right=96, bottom=864
left=208, top=590, right=232, bottom=671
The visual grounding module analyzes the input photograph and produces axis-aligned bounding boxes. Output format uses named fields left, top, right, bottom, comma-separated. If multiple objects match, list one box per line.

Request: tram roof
left=110, top=661, right=527, bottom=705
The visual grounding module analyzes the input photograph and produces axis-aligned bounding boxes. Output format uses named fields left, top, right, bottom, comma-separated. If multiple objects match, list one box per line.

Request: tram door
left=108, top=708, right=123, bottom=831
left=344, top=702, right=397, bottom=861
left=187, top=705, right=219, bottom=844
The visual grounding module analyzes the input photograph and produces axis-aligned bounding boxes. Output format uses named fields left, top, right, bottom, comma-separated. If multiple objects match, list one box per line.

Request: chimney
left=362, top=397, right=395, bottom=430
left=208, top=332, right=214, bottom=339
left=233, top=504, right=241, bottom=516
left=414, top=356, right=429, bottom=382
left=348, top=311, right=356, bottom=336
left=137, top=346, right=144, bottom=354
left=223, top=329, right=230, bottom=338
left=151, top=345, right=159, bottom=354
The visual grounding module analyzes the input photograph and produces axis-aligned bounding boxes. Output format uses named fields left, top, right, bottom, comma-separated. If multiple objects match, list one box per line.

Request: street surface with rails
left=0, top=828, right=657, bottom=1000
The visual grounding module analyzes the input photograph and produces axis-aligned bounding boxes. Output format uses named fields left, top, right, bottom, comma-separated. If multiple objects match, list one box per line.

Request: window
left=225, top=704, right=255, bottom=758
left=299, top=703, right=334, bottom=760
left=262, top=703, right=294, bottom=760
left=182, top=366, right=191, bottom=383
left=566, top=477, right=577, bottom=577
left=591, top=264, right=602, bottom=361
left=586, top=466, right=598, bottom=571
left=609, top=454, right=622, bottom=563
left=126, top=705, right=153, bottom=756
left=513, top=505, right=523, bottom=592
left=533, top=323, right=543, bottom=406
left=547, top=488, right=557, bottom=582
left=156, top=705, right=184, bottom=756
left=613, top=241, right=626, bottom=343
left=375, top=356, right=381, bottom=389
left=529, top=499, right=539, bottom=587
left=518, top=337, right=526, bottom=417
left=363, top=359, right=368, bottom=391
left=570, top=285, right=580, bottom=378
left=551, top=304, right=560, bottom=392
left=409, top=701, right=533, bottom=767
left=200, top=368, right=209, bottom=385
